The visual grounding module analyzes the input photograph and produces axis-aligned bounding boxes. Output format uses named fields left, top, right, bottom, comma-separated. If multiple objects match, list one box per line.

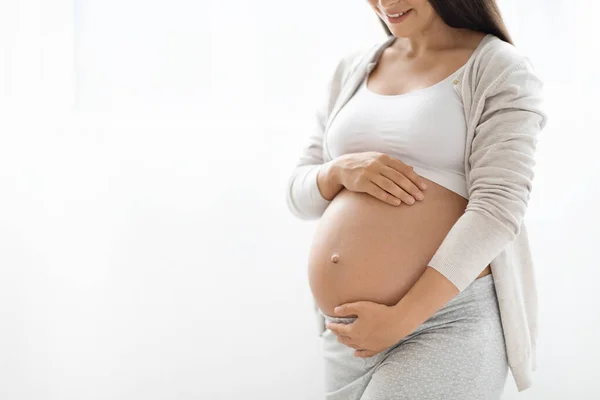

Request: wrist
left=328, top=157, right=344, bottom=186
left=390, top=297, right=422, bottom=338
left=391, top=267, right=461, bottom=334
left=317, top=160, right=344, bottom=200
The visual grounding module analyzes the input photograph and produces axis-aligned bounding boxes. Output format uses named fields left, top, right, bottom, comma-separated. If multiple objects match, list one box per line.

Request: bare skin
left=308, top=1, right=490, bottom=317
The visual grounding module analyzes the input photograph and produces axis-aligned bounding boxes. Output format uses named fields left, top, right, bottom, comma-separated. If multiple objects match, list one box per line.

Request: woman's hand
left=326, top=301, right=411, bottom=358
left=334, top=152, right=428, bottom=206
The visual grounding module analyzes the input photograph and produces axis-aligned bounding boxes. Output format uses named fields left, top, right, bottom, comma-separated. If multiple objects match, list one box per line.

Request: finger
left=385, top=158, right=428, bottom=190
left=371, top=174, right=416, bottom=205
left=381, top=165, right=425, bottom=201
left=326, top=322, right=352, bottom=336
left=334, top=303, right=361, bottom=317
left=364, top=182, right=402, bottom=206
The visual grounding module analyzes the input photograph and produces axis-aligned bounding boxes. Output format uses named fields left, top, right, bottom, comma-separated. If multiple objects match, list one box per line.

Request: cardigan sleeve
left=427, top=59, right=548, bottom=292
left=284, top=56, right=350, bottom=220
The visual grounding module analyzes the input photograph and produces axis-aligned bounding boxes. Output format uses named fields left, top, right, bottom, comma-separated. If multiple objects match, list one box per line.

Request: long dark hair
left=379, top=0, right=513, bottom=45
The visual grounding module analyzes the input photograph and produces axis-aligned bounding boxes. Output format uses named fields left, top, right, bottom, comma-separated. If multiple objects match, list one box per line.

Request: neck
left=392, top=20, right=467, bottom=57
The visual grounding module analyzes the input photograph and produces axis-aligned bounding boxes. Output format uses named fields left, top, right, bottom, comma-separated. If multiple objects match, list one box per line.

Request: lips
left=382, top=8, right=411, bottom=17
left=383, top=8, right=412, bottom=23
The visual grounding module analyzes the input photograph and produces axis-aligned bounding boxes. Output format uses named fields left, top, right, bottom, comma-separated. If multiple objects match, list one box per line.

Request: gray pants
left=320, top=274, right=508, bottom=400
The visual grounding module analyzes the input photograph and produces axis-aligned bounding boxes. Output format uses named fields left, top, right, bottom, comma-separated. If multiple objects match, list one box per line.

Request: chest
left=325, top=76, right=467, bottom=173
left=366, top=48, right=473, bottom=96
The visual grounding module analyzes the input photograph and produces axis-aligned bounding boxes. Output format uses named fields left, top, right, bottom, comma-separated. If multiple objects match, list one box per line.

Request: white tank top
left=326, top=68, right=468, bottom=199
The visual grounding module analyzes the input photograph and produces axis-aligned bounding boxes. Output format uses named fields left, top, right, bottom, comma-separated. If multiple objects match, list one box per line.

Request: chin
left=388, top=28, right=413, bottom=38
left=384, top=23, right=417, bottom=38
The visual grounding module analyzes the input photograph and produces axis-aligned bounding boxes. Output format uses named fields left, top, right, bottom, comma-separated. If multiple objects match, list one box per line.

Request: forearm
left=391, top=267, right=461, bottom=333
left=286, top=158, right=343, bottom=220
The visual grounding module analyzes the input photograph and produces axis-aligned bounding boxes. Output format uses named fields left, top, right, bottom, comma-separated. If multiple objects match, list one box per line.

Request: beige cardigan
left=285, top=34, right=547, bottom=391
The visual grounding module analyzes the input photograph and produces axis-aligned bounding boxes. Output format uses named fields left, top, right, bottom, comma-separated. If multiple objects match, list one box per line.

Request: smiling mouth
left=380, top=8, right=412, bottom=23
left=386, top=10, right=409, bottom=18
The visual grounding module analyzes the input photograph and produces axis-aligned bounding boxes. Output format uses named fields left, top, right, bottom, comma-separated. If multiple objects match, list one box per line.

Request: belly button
left=331, top=253, right=340, bottom=263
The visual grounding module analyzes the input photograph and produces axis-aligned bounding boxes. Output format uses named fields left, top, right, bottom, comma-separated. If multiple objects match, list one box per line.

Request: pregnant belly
left=307, top=181, right=471, bottom=317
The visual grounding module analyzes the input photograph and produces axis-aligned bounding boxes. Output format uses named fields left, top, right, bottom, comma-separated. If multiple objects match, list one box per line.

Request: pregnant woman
left=285, top=0, right=546, bottom=399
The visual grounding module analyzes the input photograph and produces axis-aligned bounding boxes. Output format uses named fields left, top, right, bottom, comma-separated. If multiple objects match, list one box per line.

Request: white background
left=0, top=0, right=599, bottom=399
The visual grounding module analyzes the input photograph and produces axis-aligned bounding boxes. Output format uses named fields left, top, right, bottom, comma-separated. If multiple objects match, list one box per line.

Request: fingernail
left=416, top=193, right=424, bottom=200
left=408, top=198, right=415, bottom=204
left=421, top=183, right=427, bottom=190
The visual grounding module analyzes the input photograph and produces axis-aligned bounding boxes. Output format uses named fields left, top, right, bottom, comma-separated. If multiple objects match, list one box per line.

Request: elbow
left=467, top=179, right=532, bottom=239
left=466, top=200, right=526, bottom=240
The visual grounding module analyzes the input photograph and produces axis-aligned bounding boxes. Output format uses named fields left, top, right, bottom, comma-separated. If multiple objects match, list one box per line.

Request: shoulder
left=472, top=35, right=547, bottom=131
left=473, top=35, right=541, bottom=91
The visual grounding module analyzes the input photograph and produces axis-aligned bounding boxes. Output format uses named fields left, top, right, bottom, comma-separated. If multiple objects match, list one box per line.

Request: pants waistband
left=319, top=273, right=494, bottom=324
